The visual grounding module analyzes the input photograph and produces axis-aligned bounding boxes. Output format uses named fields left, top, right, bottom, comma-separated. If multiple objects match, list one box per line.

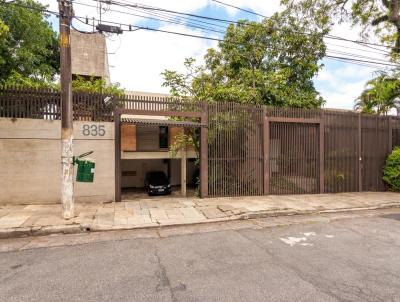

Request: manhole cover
left=380, top=214, right=400, bottom=221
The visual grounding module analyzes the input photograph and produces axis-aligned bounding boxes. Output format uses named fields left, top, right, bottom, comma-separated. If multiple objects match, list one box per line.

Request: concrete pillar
left=181, top=149, right=187, bottom=197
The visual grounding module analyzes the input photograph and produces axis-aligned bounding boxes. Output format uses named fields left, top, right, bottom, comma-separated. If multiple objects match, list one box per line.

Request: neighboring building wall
left=71, top=30, right=110, bottom=83
left=0, top=118, right=115, bottom=205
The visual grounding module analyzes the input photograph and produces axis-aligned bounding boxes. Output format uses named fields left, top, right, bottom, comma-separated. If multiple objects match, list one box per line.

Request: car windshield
left=148, top=172, right=168, bottom=186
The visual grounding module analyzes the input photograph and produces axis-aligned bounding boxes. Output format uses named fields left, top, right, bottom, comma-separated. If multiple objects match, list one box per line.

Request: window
left=159, top=126, right=168, bottom=149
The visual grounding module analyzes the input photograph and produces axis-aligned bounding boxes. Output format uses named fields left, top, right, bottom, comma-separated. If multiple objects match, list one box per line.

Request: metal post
left=358, top=113, right=362, bottom=192
left=115, top=109, right=121, bottom=202
left=200, top=104, right=208, bottom=198
left=181, top=144, right=187, bottom=197
left=263, top=110, right=270, bottom=195
left=319, top=111, right=325, bottom=194
left=59, top=0, right=74, bottom=219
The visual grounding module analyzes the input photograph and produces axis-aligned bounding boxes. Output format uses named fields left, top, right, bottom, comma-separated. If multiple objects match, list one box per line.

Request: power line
left=76, top=14, right=400, bottom=67
left=77, top=0, right=394, bottom=61
left=73, top=0, right=227, bottom=34
left=74, top=0, right=398, bottom=59
left=211, top=0, right=266, bottom=18
left=325, top=41, right=390, bottom=55
left=115, top=0, right=229, bottom=30
left=208, top=0, right=400, bottom=52
left=3, top=0, right=399, bottom=68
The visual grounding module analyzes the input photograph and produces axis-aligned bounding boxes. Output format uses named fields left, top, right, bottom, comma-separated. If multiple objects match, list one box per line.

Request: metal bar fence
left=207, top=102, right=264, bottom=197
left=1, top=87, right=400, bottom=197
left=0, top=87, right=204, bottom=121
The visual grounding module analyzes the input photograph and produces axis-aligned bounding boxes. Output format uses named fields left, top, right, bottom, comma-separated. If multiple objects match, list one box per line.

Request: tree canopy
left=355, top=71, right=400, bottom=115
left=0, top=0, right=59, bottom=84
left=282, top=0, right=400, bottom=58
left=162, top=13, right=327, bottom=108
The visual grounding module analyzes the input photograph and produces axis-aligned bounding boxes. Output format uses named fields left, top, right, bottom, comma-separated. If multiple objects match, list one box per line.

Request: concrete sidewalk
left=0, top=192, right=399, bottom=239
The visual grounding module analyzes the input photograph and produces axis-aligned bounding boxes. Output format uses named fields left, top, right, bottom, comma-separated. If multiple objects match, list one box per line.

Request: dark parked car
left=144, top=171, right=171, bottom=196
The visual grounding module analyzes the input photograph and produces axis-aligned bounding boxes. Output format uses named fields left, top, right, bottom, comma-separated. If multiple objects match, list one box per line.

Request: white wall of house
left=0, top=118, right=115, bottom=205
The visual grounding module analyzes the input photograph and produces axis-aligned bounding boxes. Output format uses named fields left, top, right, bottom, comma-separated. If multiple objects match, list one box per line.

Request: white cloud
left=315, top=64, right=375, bottom=109
left=107, top=24, right=216, bottom=92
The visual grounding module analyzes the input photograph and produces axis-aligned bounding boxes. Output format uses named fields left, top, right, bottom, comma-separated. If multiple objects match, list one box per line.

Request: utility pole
left=59, top=0, right=74, bottom=219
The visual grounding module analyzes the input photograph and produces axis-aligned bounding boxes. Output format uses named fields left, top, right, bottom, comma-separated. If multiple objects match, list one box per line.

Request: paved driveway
left=1, top=210, right=400, bottom=301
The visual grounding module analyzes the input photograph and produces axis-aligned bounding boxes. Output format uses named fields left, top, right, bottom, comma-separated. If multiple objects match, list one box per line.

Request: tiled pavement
left=0, top=192, right=399, bottom=238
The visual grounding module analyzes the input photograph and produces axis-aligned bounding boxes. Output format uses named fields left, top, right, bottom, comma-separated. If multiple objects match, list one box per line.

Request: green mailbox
left=73, top=151, right=95, bottom=183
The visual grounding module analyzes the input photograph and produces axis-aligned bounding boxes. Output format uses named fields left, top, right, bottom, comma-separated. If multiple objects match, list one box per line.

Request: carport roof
left=121, top=117, right=207, bottom=127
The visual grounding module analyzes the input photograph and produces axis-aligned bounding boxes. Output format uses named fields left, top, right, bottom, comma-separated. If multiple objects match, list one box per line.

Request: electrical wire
left=73, top=0, right=226, bottom=34
left=73, top=15, right=400, bottom=68
left=211, top=0, right=266, bottom=18
left=80, top=0, right=397, bottom=57
left=208, top=0, right=400, bottom=52
left=77, top=0, right=399, bottom=57
left=3, top=0, right=399, bottom=69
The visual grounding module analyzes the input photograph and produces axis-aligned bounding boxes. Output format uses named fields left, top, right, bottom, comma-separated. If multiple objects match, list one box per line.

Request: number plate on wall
left=82, top=124, right=106, bottom=137
left=74, top=122, right=114, bottom=140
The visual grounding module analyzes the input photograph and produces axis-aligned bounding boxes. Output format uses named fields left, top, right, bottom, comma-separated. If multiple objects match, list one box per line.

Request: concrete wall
left=71, top=30, right=110, bottom=83
left=0, top=118, right=115, bottom=205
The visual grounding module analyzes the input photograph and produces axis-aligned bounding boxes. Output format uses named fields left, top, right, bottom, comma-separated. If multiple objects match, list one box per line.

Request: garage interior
left=119, top=117, right=202, bottom=200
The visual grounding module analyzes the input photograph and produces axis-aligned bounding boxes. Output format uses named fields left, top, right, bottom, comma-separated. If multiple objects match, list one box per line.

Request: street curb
left=0, top=224, right=85, bottom=240
left=1, top=203, right=400, bottom=240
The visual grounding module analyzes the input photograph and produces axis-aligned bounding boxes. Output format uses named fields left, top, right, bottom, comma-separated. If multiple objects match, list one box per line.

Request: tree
left=355, top=72, right=400, bottom=114
left=282, top=0, right=400, bottom=58
left=72, top=76, right=124, bottom=96
left=162, top=13, right=327, bottom=108
left=0, top=0, right=59, bottom=84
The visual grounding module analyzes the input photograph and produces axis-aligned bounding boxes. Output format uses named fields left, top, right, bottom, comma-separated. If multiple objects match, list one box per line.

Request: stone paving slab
left=0, top=192, right=399, bottom=239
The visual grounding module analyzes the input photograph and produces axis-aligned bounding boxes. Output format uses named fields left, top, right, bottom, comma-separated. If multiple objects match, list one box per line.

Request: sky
left=40, top=0, right=392, bottom=110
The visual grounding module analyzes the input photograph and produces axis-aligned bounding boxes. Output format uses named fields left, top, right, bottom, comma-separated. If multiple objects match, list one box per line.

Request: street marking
left=280, top=236, right=307, bottom=247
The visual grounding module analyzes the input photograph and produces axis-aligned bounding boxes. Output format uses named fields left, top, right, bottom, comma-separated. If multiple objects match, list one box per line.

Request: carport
left=114, top=107, right=208, bottom=202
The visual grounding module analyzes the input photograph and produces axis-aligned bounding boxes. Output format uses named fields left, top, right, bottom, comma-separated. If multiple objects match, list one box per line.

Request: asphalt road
left=1, top=211, right=400, bottom=302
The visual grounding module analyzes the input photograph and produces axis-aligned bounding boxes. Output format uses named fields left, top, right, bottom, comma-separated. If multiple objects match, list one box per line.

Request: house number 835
left=83, top=124, right=105, bottom=136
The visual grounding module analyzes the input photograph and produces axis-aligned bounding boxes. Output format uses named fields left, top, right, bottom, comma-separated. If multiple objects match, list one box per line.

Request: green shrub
left=383, top=147, right=400, bottom=191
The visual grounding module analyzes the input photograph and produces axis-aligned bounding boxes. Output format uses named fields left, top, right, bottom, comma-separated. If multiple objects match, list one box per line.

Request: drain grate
left=380, top=214, right=400, bottom=221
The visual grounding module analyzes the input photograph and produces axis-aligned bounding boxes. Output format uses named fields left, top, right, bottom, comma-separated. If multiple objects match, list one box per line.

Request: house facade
left=0, top=88, right=400, bottom=205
